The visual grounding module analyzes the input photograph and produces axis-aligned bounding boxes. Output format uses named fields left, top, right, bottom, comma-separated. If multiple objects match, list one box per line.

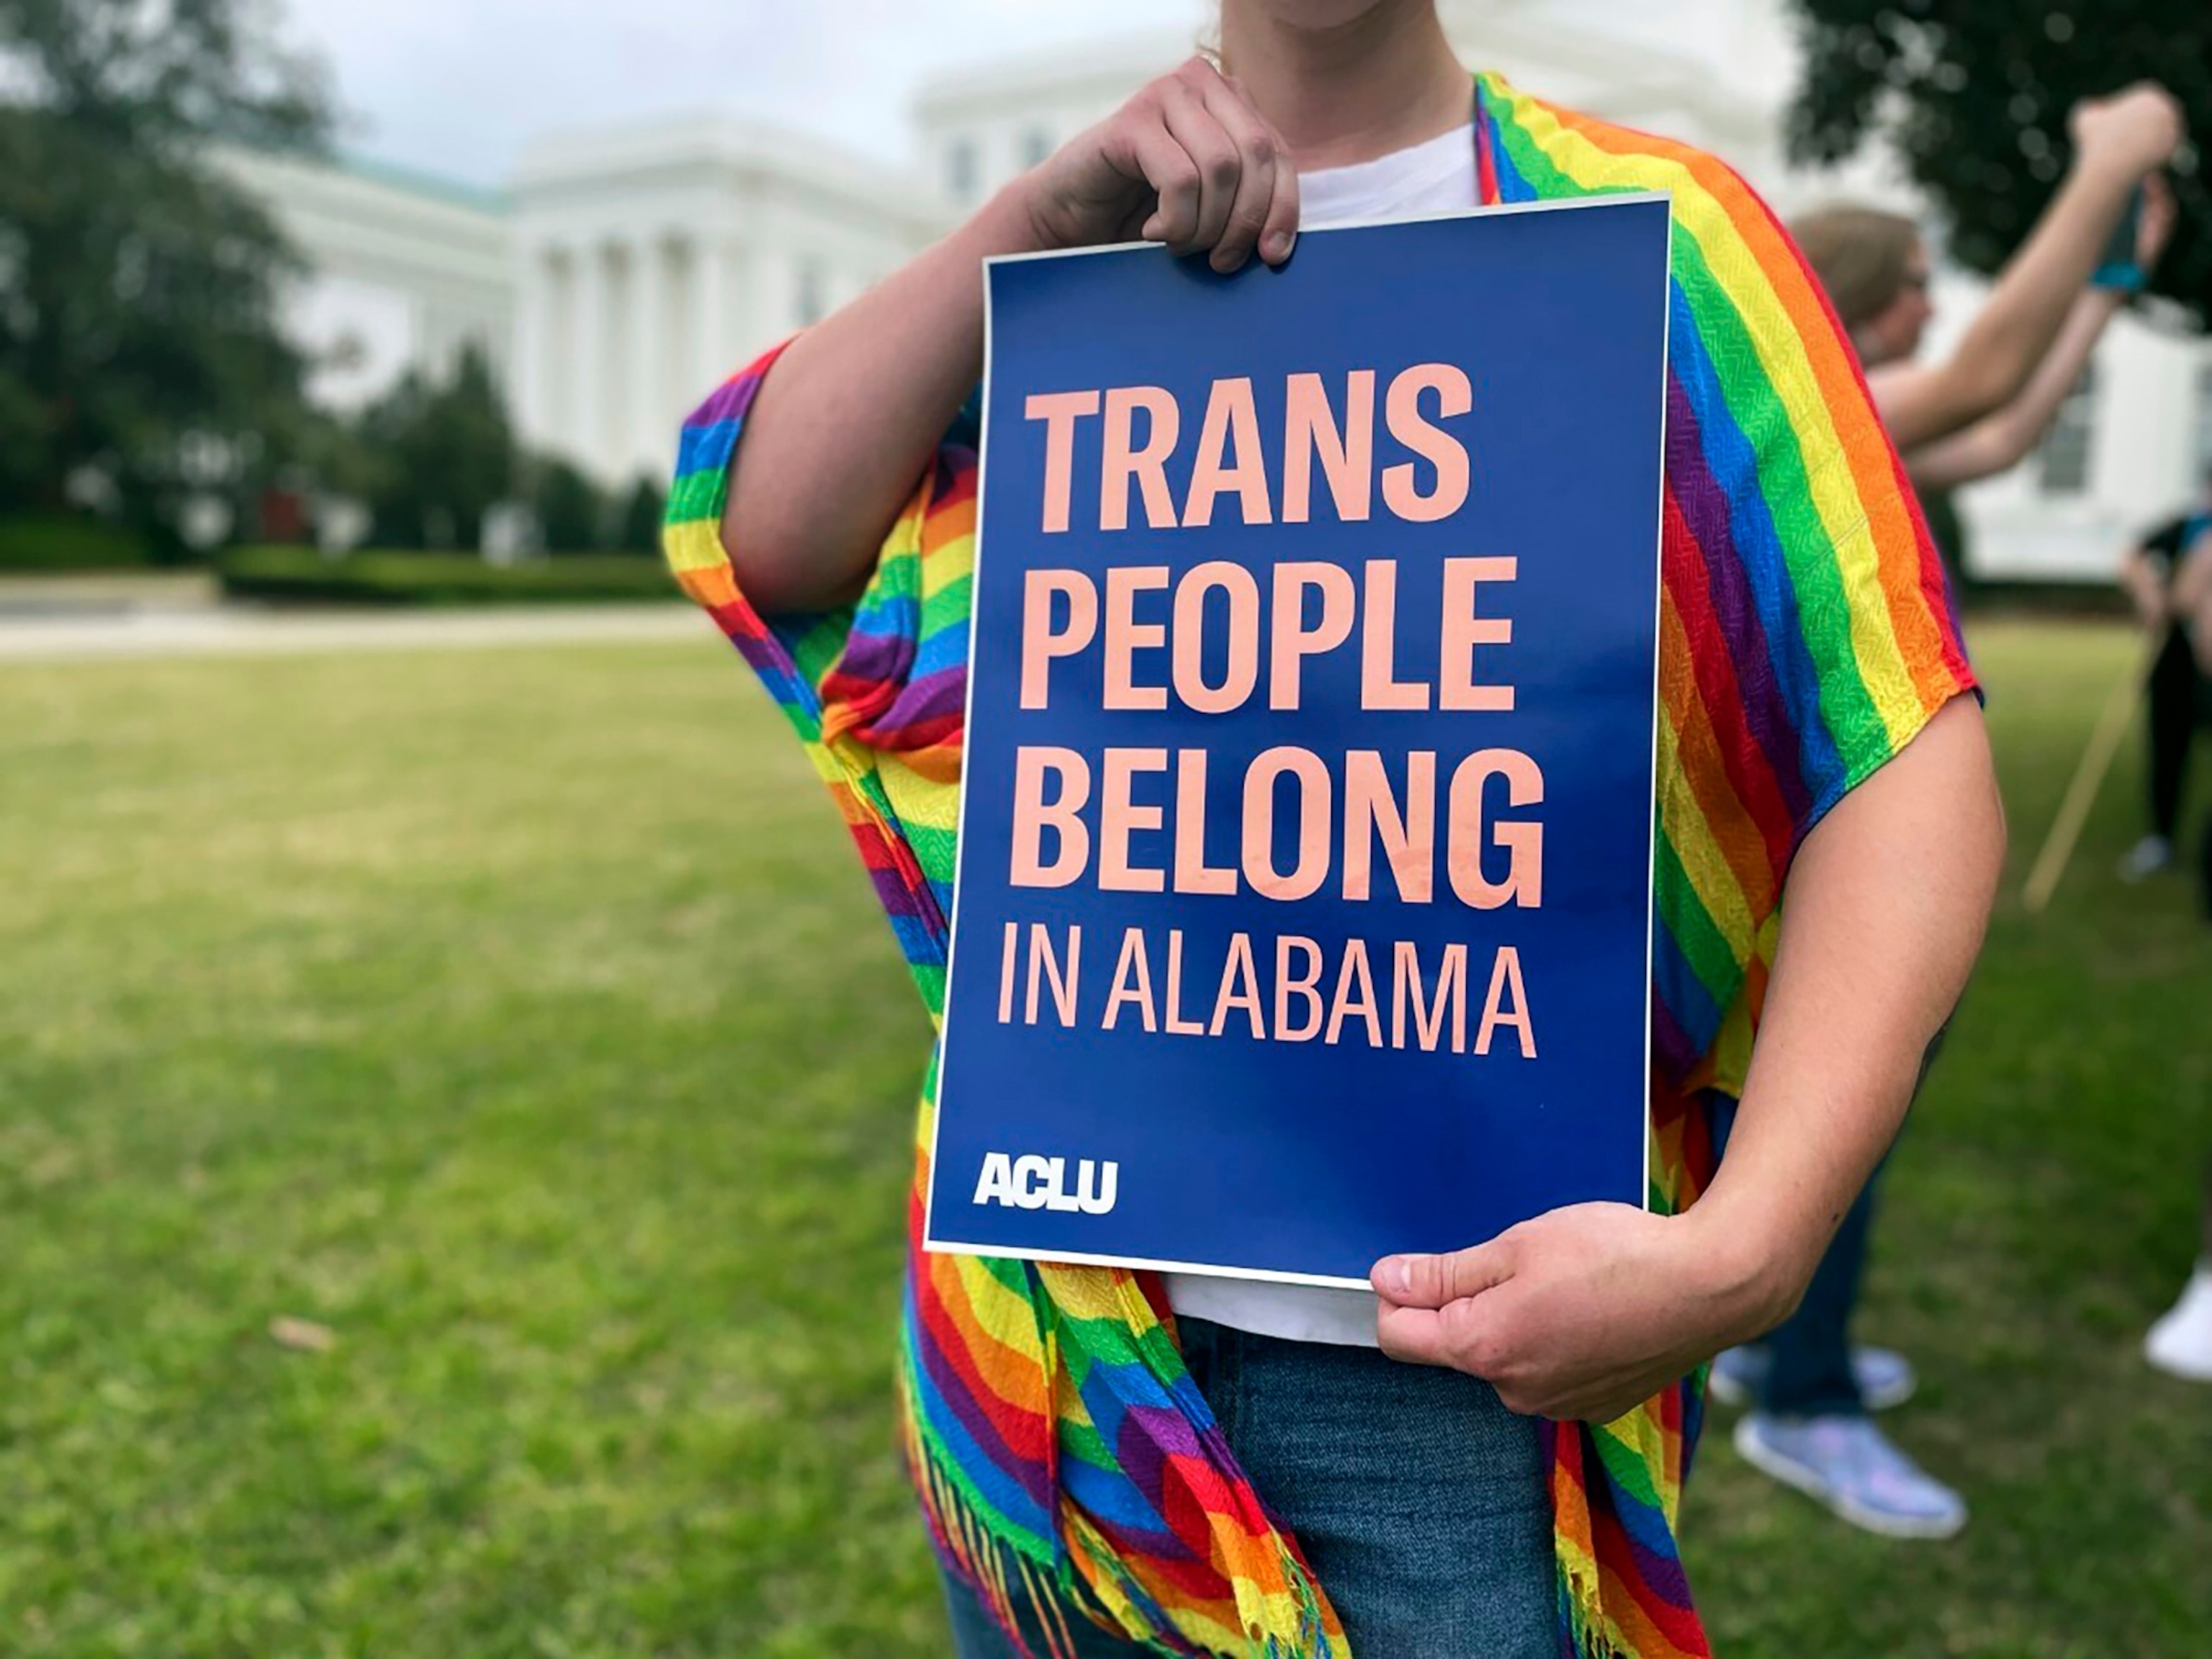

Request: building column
left=694, top=237, right=732, bottom=381
left=572, top=241, right=608, bottom=467
left=513, top=244, right=554, bottom=455
left=627, top=234, right=667, bottom=482
left=750, top=250, right=798, bottom=356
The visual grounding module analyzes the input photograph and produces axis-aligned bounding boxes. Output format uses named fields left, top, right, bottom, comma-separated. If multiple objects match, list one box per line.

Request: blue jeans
left=942, top=1315, right=1557, bottom=1658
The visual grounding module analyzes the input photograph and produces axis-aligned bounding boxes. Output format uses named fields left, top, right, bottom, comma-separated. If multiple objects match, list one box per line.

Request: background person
left=2118, top=472, right=2212, bottom=881
left=2139, top=523, right=2212, bottom=1384
left=1799, top=95, right=2182, bottom=459
left=1706, top=94, right=2182, bottom=1541
left=669, top=2, right=2009, bottom=1650
left=2171, top=525, right=2212, bottom=910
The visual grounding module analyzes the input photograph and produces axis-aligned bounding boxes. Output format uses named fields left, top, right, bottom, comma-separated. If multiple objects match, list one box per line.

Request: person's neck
left=1217, top=2, right=1473, bottom=171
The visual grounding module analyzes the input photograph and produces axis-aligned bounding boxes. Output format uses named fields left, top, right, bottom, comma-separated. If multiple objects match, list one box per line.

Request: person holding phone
left=1788, top=95, right=2181, bottom=462
left=1704, top=97, right=2181, bottom=1541
left=665, top=4, right=2045, bottom=1652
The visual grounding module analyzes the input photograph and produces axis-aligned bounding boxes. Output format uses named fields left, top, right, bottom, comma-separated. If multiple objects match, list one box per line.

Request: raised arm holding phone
left=1843, top=86, right=2182, bottom=456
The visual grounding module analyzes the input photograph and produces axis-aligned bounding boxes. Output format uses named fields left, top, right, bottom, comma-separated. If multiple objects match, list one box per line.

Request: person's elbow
left=1977, top=413, right=2046, bottom=477
left=1944, top=349, right=2033, bottom=436
left=1909, top=425, right=2017, bottom=493
left=1876, top=356, right=2022, bottom=454
left=719, top=492, right=868, bottom=618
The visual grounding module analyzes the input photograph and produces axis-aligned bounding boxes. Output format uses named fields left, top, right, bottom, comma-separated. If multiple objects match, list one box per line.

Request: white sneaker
left=2146, top=1262, right=2212, bottom=1382
left=2118, top=835, right=2175, bottom=881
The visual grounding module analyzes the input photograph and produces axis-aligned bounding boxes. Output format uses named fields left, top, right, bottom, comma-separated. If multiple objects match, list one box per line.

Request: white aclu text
left=973, top=1152, right=1119, bottom=1215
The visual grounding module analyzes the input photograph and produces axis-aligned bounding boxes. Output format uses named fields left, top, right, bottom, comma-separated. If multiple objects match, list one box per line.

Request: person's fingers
left=1371, top=1238, right=1513, bottom=1309
left=1125, top=119, right=1202, bottom=248
left=1155, top=74, right=1241, bottom=256
left=1221, top=73, right=1300, bottom=266
left=1374, top=1302, right=1450, bottom=1366
left=1378, top=1289, right=1513, bottom=1377
left=1259, top=149, right=1300, bottom=266
left=2135, top=83, right=2185, bottom=159
left=1196, top=73, right=1283, bottom=271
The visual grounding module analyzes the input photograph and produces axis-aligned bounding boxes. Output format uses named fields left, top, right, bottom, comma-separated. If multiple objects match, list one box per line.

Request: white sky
left=284, top=0, right=1213, bottom=187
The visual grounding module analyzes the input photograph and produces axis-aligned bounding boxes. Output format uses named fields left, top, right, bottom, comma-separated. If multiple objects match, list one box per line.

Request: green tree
left=613, top=475, right=665, bottom=555
left=0, top=0, right=332, bottom=535
left=356, top=343, right=516, bottom=549
left=1786, top=1, right=2209, bottom=323
left=530, top=457, right=605, bottom=554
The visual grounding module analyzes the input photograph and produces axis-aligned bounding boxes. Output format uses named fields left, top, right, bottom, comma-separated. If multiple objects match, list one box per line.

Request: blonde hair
left=1790, top=204, right=1922, bottom=331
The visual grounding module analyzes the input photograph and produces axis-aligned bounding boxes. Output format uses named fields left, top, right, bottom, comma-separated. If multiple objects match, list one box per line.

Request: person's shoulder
left=1482, top=73, right=1773, bottom=212
left=1480, top=71, right=1807, bottom=322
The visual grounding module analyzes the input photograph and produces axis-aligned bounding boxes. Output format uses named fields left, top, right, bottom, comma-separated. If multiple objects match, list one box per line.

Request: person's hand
left=1015, top=55, right=1300, bottom=274
left=2137, top=171, right=2177, bottom=271
left=1370, top=1201, right=1799, bottom=1424
left=2069, top=83, right=2185, bottom=179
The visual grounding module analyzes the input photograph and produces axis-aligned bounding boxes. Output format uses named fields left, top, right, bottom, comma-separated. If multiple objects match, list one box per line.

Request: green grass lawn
left=1, top=618, right=2206, bottom=1656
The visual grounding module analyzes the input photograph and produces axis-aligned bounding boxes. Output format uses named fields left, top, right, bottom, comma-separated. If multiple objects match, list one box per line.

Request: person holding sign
left=663, top=4, right=2006, bottom=1655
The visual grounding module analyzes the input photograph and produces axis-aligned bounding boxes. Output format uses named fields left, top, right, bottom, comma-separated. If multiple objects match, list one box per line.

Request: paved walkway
left=0, top=601, right=709, bottom=665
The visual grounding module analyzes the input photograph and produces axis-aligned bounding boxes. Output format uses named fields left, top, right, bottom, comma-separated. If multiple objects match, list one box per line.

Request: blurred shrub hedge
left=217, top=547, right=676, bottom=606
left=0, top=514, right=154, bottom=570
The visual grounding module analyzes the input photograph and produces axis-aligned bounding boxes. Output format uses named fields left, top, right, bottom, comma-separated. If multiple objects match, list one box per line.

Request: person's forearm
left=1907, top=288, right=2121, bottom=491
left=720, top=184, right=1046, bottom=616
left=1938, top=158, right=2140, bottom=424
left=1368, top=700, right=2003, bottom=1418
left=1689, top=698, right=2004, bottom=1306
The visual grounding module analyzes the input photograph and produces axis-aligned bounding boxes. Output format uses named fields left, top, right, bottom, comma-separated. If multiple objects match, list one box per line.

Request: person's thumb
left=1371, top=1238, right=1512, bottom=1309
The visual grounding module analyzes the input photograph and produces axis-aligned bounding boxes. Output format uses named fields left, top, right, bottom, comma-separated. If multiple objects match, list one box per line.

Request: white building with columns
left=230, top=1, right=2211, bottom=576
left=505, top=117, right=947, bottom=485
left=217, top=146, right=513, bottom=413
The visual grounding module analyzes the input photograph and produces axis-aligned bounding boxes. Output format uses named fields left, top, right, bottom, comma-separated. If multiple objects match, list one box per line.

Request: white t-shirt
left=1160, top=120, right=1480, bottom=1351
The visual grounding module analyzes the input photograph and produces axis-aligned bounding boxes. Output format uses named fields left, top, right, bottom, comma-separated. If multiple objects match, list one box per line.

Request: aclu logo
left=973, top=1152, right=1119, bottom=1215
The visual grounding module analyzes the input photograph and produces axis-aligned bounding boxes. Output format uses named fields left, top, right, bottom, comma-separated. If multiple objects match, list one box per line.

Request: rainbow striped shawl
left=664, top=71, right=1974, bottom=1659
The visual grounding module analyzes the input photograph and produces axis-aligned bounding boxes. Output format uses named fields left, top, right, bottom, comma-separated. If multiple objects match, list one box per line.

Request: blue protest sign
left=925, top=195, right=1672, bottom=1288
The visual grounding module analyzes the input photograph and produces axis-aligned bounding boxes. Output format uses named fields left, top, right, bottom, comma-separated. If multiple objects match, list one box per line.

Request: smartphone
left=2092, top=184, right=2145, bottom=289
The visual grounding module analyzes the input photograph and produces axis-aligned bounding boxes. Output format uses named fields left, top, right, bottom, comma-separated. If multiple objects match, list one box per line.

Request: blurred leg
left=1758, top=1174, right=1876, bottom=1418
left=1740, top=1022, right=1950, bottom=1420
left=2147, top=626, right=2195, bottom=840
left=1722, top=1037, right=1964, bottom=1534
left=2201, top=813, right=2212, bottom=920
